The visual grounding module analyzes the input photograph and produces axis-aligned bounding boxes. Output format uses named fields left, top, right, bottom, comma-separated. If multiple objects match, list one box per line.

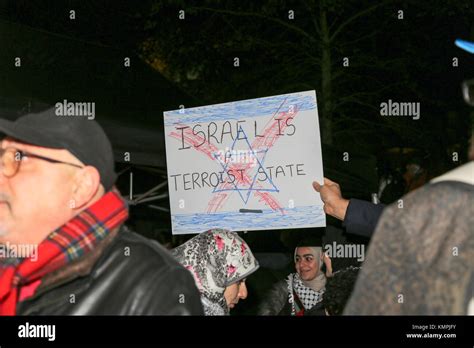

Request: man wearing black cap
left=0, top=107, right=204, bottom=315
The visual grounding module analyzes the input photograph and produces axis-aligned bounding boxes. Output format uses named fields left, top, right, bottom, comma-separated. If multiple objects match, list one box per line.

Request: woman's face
left=295, top=247, right=320, bottom=281
left=224, top=280, right=248, bottom=309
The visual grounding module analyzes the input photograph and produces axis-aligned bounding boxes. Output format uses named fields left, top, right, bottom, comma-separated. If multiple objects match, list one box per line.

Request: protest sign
left=164, top=90, right=325, bottom=234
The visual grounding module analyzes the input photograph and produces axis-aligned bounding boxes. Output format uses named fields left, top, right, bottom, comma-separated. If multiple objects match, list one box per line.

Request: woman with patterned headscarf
left=171, top=229, right=259, bottom=315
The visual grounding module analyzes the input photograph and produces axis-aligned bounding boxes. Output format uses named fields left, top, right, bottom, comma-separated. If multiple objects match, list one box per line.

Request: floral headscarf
left=171, top=229, right=259, bottom=315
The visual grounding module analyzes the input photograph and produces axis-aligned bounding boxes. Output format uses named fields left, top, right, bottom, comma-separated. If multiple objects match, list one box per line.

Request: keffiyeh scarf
left=288, top=246, right=331, bottom=315
left=287, top=272, right=326, bottom=316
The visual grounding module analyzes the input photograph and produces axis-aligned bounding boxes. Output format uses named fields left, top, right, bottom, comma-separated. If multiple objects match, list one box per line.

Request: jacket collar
left=431, top=162, right=474, bottom=185
left=26, top=227, right=120, bottom=301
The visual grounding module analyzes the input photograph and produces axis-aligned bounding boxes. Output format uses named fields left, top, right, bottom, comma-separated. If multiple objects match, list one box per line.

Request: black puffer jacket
left=17, top=226, right=204, bottom=315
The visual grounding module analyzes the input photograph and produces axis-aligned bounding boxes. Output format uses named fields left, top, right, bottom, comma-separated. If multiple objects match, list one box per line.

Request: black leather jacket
left=17, top=226, right=204, bottom=315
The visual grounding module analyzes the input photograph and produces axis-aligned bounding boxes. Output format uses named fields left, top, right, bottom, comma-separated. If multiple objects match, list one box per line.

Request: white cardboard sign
left=164, top=90, right=325, bottom=234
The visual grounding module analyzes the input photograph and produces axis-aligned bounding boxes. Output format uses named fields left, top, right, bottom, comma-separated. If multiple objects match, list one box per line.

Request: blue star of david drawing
left=212, top=126, right=279, bottom=204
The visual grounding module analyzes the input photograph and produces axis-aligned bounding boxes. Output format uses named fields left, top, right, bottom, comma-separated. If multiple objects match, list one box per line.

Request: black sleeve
left=257, top=279, right=289, bottom=315
left=137, top=266, right=204, bottom=315
left=343, top=198, right=385, bottom=238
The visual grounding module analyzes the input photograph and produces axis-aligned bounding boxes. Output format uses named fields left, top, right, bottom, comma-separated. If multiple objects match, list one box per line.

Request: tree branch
left=302, top=0, right=322, bottom=36
left=191, top=6, right=316, bottom=43
left=339, top=30, right=379, bottom=47
left=329, top=0, right=391, bottom=42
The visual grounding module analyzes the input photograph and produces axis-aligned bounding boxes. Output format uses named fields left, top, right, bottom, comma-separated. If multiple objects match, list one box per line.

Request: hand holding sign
left=312, top=178, right=350, bottom=221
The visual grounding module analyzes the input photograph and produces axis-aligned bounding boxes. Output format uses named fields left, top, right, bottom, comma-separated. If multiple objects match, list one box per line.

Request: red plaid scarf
left=0, top=191, right=128, bottom=315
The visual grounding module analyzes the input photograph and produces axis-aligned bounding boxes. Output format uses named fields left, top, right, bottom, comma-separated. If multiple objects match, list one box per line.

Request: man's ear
left=70, top=166, right=101, bottom=210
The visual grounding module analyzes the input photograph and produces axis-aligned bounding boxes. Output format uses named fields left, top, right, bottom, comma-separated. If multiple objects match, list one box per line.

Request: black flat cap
left=0, top=107, right=116, bottom=190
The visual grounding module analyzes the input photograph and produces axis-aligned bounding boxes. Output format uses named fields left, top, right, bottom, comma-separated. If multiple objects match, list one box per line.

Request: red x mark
left=168, top=104, right=299, bottom=214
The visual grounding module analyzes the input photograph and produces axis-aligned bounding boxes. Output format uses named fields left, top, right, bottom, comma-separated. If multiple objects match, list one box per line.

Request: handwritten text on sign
left=164, top=91, right=325, bottom=234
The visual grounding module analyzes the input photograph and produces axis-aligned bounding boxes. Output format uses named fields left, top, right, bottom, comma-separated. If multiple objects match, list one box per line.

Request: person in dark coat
left=0, top=108, right=203, bottom=315
left=344, top=38, right=474, bottom=315
left=323, top=266, right=361, bottom=315
left=344, top=161, right=473, bottom=314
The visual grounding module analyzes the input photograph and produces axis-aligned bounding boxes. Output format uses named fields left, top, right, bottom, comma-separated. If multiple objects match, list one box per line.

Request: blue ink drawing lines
left=212, top=126, right=279, bottom=205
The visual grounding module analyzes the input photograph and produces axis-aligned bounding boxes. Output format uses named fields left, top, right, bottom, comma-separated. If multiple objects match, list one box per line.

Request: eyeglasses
left=0, top=147, right=84, bottom=178
left=462, top=79, right=474, bottom=106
